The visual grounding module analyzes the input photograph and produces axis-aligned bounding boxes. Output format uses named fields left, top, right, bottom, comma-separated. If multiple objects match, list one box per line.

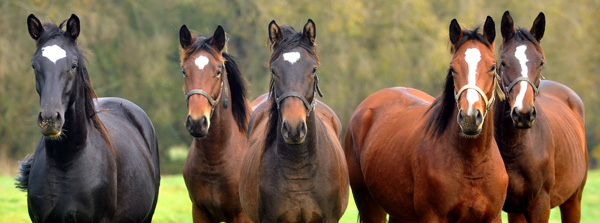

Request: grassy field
left=1, top=171, right=598, bottom=222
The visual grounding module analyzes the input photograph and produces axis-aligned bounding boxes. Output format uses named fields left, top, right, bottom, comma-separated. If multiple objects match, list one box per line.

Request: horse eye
left=216, top=70, right=222, bottom=77
left=500, top=61, right=506, bottom=67
left=540, top=61, right=545, bottom=67
left=181, top=67, right=186, bottom=77
left=489, top=65, right=496, bottom=73
left=449, top=67, right=456, bottom=74
left=311, top=67, right=317, bottom=75
left=271, top=68, right=277, bottom=77
left=71, top=64, right=77, bottom=71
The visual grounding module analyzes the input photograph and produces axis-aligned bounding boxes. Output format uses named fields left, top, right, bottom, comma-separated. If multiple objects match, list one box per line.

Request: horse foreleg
left=230, top=210, right=253, bottom=223
left=525, top=193, right=551, bottom=223
left=507, top=212, right=527, bottom=223
left=192, top=204, right=213, bottom=223
left=559, top=185, right=584, bottom=223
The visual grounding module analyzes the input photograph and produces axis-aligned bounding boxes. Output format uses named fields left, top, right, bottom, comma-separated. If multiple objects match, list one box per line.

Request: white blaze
left=41, top=45, right=66, bottom=64
left=283, top=52, right=301, bottom=64
left=195, top=55, right=209, bottom=70
left=514, top=45, right=529, bottom=110
left=464, top=48, right=481, bottom=114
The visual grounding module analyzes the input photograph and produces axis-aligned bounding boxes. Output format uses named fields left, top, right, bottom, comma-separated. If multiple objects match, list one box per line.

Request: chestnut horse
left=345, top=17, right=508, bottom=222
left=239, top=19, right=349, bottom=223
left=16, top=14, right=160, bottom=222
left=495, top=11, right=588, bottom=222
left=179, top=25, right=251, bottom=223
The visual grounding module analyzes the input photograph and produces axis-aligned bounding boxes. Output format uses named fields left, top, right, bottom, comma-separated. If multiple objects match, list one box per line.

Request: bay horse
left=15, top=14, right=160, bottom=222
left=178, top=25, right=252, bottom=223
left=239, top=19, right=349, bottom=223
left=344, top=16, right=508, bottom=223
left=495, top=11, right=588, bottom=222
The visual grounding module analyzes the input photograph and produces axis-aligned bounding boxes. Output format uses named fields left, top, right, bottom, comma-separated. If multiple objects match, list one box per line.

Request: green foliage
left=1, top=0, right=599, bottom=174
left=1, top=173, right=600, bottom=222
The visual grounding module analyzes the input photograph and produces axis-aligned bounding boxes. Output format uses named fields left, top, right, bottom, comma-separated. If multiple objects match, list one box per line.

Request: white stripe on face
left=514, top=45, right=529, bottom=110
left=41, top=45, right=66, bottom=64
left=283, top=52, right=301, bottom=64
left=195, top=55, right=209, bottom=70
left=464, top=48, right=481, bottom=114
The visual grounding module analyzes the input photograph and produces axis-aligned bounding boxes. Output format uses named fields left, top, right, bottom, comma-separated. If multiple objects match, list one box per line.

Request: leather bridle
left=274, top=75, right=323, bottom=117
left=184, top=62, right=229, bottom=117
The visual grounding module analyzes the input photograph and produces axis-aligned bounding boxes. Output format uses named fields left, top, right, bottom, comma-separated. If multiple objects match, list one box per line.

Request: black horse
left=15, top=14, right=160, bottom=222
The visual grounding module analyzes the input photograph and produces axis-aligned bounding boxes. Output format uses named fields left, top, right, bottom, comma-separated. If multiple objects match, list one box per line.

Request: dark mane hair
left=37, top=21, right=114, bottom=152
left=425, top=27, right=492, bottom=137
left=265, top=25, right=319, bottom=148
left=180, top=35, right=249, bottom=132
left=502, top=28, right=544, bottom=54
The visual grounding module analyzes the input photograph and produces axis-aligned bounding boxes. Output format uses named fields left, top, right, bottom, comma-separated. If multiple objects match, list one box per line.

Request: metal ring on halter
left=454, top=83, right=496, bottom=118
left=504, top=76, right=540, bottom=97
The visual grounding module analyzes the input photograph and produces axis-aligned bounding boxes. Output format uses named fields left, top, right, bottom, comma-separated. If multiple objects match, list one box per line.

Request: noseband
left=454, top=73, right=501, bottom=118
left=503, top=76, right=541, bottom=97
left=274, top=75, right=323, bottom=117
left=184, top=62, right=229, bottom=117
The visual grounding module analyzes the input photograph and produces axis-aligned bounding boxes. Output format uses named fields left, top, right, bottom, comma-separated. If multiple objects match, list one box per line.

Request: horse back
left=96, top=97, right=160, bottom=221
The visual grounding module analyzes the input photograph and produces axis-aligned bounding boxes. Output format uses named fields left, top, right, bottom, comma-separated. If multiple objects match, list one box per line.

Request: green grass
left=1, top=171, right=598, bottom=222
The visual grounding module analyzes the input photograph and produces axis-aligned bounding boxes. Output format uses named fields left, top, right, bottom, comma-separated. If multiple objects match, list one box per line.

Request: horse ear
left=530, top=12, right=545, bottom=42
left=303, top=19, right=316, bottom=45
left=268, top=20, right=281, bottom=46
left=179, top=25, right=193, bottom=49
left=449, top=19, right=463, bottom=47
left=66, top=14, right=80, bottom=40
left=483, top=16, right=496, bottom=45
left=27, top=14, right=44, bottom=40
left=210, top=25, right=227, bottom=52
left=501, top=11, right=515, bottom=41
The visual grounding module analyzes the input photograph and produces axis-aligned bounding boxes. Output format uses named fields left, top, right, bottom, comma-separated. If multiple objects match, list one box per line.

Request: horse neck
left=448, top=108, right=497, bottom=162
left=493, top=100, right=527, bottom=159
left=275, top=111, right=318, bottom=165
left=191, top=80, right=237, bottom=159
left=44, top=81, right=90, bottom=163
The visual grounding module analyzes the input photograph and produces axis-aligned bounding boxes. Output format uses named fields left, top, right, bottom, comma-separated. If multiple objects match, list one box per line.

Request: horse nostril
left=511, top=109, right=519, bottom=121
left=282, top=121, right=291, bottom=138
left=457, top=110, right=465, bottom=123
left=475, top=110, right=483, bottom=126
left=530, top=107, right=537, bottom=121
left=200, top=116, right=208, bottom=127
left=55, top=112, right=61, bottom=121
left=298, top=121, right=306, bottom=139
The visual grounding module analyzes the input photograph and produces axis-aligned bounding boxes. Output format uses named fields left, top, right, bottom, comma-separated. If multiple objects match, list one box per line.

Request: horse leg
left=507, top=212, right=527, bottom=223
left=192, top=204, right=212, bottom=223
left=558, top=185, right=584, bottom=223
left=346, top=148, right=386, bottom=223
left=524, top=193, right=551, bottom=223
left=229, top=210, right=253, bottom=223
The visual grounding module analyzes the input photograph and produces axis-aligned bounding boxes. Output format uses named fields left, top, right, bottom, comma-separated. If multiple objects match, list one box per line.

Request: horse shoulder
left=240, top=103, right=270, bottom=222
left=315, top=100, right=343, bottom=140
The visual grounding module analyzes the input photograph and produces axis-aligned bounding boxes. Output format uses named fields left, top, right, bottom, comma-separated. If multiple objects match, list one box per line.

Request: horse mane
left=180, top=35, right=249, bottom=132
left=425, top=27, right=491, bottom=137
left=36, top=22, right=114, bottom=153
left=265, top=25, right=319, bottom=148
left=223, top=53, right=249, bottom=132
left=15, top=154, right=34, bottom=192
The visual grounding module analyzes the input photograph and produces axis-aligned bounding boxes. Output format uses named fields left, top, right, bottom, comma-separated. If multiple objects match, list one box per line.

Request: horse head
left=499, top=11, right=546, bottom=128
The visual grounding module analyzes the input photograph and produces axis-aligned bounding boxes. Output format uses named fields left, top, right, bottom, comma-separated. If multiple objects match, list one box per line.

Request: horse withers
left=495, top=11, right=588, bottom=222
left=15, top=14, right=160, bottom=222
left=344, top=16, right=508, bottom=222
left=178, top=25, right=252, bottom=223
left=240, top=19, right=349, bottom=223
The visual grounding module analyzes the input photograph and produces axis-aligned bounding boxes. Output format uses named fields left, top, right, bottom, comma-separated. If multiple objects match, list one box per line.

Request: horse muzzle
left=38, top=111, right=63, bottom=138
left=186, top=114, right=210, bottom=138
left=281, top=119, right=307, bottom=145
left=511, top=107, right=536, bottom=129
left=457, top=109, right=483, bottom=137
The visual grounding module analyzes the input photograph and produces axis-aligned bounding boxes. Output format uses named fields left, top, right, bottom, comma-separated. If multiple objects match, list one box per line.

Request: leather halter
left=275, top=75, right=323, bottom=117
left=503, top=76, right=540, bottom=97
left=184, top=62, right=229, bottom=117
left=454, top=73, right=500, bottom=119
